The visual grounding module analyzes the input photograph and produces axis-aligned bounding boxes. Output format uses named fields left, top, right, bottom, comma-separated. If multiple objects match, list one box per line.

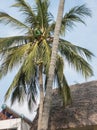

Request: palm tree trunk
left=38, top=64, right=44, bottom=130
left=40, top=0, right=65, bottom=130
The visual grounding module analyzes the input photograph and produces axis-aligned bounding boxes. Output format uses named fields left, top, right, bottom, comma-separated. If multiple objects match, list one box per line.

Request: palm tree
left=40, top=0, right=65, bottom=129
left=0, top=0, right=93, bottom=130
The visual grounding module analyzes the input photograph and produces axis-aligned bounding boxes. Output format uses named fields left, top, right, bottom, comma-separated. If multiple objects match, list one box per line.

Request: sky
left=0, top=0, right=97, bottom=120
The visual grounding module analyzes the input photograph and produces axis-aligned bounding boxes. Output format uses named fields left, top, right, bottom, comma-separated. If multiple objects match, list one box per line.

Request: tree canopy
left=0, top=0, right=94, bottom=109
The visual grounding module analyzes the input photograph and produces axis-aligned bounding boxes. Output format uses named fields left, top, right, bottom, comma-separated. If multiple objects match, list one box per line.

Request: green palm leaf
left=12, top=0, right=37, bottom=27
left=62, top=75, right=71, bottom=106
left=61, top=4, right=92, bottom=34
left=59, top=39, right=93, bottom=78
left=0, top=43, right=32, bottom=79
left=59, top=39, right=94, bottom=59
left=0, top=12, right=31, bottom=31
left=35, top=0, right=53, bottom=31
left=55, top=55, right=71, bottom=106
left=0, top=35, right=33, bottom=52
left=42, top=39, right=51, bottom=73
left=10, top=74, right=37, bottom=110
left=5, top=53, right=38, bottom=104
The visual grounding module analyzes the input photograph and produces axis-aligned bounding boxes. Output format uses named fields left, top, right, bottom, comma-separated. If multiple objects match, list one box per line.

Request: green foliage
left=54, top=55, right=71, bottom=106
left=59, top=39, right=94, bottom=78
left=0, top=0, right=94, bottom=108
left=0, top=12, right=31, bottom=31
left=61, top=4, right=92, bottom=34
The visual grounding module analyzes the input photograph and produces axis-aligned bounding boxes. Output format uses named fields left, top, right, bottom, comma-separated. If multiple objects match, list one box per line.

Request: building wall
left=0, top=118, right=30, bottom=130
left=0, top=118, right=21, bottom=130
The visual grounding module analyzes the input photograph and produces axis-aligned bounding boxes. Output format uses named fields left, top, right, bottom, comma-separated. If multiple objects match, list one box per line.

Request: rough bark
left=40, top=0, right=65, bottom=130
left=38, top=65, right=44, bottom=130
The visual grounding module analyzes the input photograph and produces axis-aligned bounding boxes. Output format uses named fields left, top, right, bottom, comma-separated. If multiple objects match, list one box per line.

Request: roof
left=0, top=105, right=32, bottom=126
left=31, top=80, right=97, bottom=130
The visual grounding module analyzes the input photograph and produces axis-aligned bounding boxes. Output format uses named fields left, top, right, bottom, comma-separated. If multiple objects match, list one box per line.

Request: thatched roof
left=31, top=80, right=97, bottom=130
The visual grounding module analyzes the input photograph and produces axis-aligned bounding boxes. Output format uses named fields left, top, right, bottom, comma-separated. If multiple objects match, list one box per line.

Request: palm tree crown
left=0, top=0, right=94, bottom=108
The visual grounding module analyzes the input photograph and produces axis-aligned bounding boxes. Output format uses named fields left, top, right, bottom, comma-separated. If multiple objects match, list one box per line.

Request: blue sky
left=0, top=0, right=97, bottom=119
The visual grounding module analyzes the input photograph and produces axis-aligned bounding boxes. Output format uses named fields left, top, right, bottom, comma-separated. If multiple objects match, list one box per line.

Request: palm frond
left=42, top=39, right=51, bottom=74
left=12, top=0, right=37, bottom=27
left=10, top=76, right=37, bottom=110
left=12, top=0, right=33, bottom=15
left=55, top=55, right=64, bottom=82
left=61, top=75, right=71, bottom=106
left=0, top=12, right=31, bottom=31
left=59, top=39, right=94, bottom=60
left=48, top=22, right=55, bottom=34
left=10, top=83, right=26, bottom=105
left=0, top=43, right=32, bottom=79
left=55, top=56, right=71, bottom=106
left=35, top=0, right=53, bottom=30
left=61, top=4, right=92, bottom=33
left=59, top=40, right=93, bottom=78
left=5, top=60, right=38, bottom=105
left=5, top=70, right=23, bottom=100
left=0, top=41, right=40, bottom=80
left=0, top=35, right=33, bottom=52
left=27, top=78, right=37, bottom=111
